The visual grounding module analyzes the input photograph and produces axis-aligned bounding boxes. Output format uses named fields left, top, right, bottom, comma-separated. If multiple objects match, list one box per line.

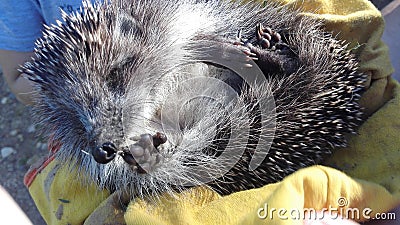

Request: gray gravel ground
left=0, top=76, right=47, bottom=224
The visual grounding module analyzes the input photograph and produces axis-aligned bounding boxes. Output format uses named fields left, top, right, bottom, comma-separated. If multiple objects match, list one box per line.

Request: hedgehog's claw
left=242, top=48, right=257, bottom=58
left=235, top=29, right=248, bottom=45
left=232, top=33, right=259, bottom=60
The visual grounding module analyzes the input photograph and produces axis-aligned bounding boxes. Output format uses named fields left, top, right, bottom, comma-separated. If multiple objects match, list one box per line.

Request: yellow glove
left=28, top=161, right=399, bottom=225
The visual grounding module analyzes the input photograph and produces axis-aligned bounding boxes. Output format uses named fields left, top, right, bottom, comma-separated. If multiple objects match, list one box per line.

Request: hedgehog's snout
left=91, top=133, right=168, bottom=174
left=92, top=142, right=118, bottom=164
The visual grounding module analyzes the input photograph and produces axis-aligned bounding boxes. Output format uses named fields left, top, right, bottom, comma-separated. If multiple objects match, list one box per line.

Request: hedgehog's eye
left=120, top=18, right=134, bottom=35
left=118, top=14, right=143, bottom=37
left=107, top=55, right=137, bottom=92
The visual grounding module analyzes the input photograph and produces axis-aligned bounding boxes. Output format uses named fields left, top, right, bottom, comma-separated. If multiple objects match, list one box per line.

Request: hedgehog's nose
left=92, top=142, right=117, bottom=164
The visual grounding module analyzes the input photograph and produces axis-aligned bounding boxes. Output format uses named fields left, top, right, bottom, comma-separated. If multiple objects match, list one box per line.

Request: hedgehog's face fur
left=24, top=0, right=365, bottom=196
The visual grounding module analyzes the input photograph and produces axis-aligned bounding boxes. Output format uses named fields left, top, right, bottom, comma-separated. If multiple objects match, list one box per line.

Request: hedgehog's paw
left=233, top=24, right=299, bottom=75
left=254, top=23, right=282, bottom=49
left=121, top=132, right=167, bottom=174
left=230, top=25, right=283, bottom=61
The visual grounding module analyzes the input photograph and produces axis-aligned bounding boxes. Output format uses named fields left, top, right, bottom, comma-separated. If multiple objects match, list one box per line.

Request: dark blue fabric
left=0, top=0, right=89, bottom=51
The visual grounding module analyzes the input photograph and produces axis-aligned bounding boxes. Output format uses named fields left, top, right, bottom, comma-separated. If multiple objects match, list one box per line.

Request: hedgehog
left=22, top=0, right=366, bottom=197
